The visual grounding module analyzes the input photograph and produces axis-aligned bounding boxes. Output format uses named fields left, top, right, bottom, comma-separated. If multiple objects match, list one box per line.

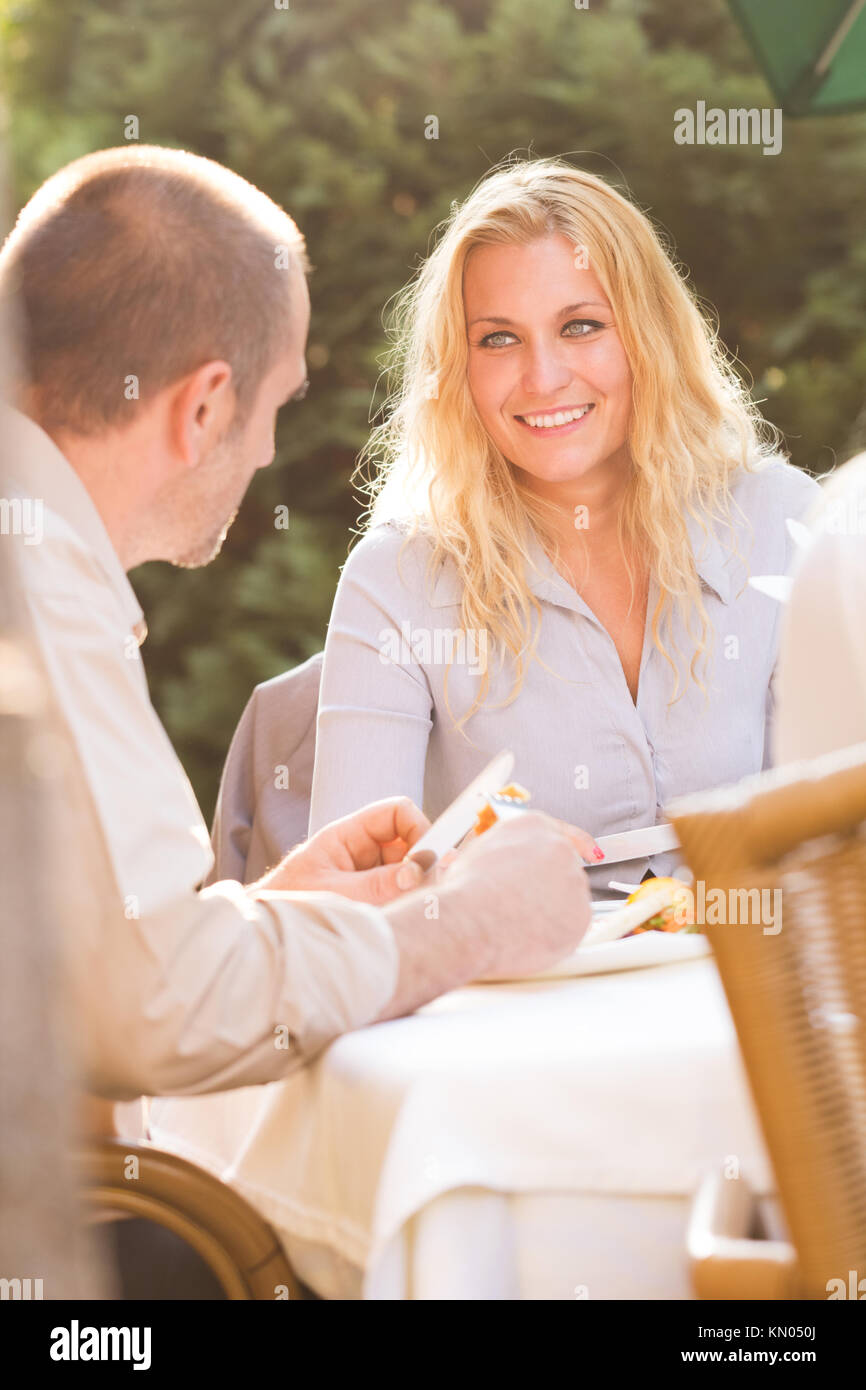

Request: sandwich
left=624, top=876, right=697, bottom=933
left=473, top=786, right=697, bottom=936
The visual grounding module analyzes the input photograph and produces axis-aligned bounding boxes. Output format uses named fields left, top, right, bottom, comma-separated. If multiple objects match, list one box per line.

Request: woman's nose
left=520, top=342, right=574, bottom=398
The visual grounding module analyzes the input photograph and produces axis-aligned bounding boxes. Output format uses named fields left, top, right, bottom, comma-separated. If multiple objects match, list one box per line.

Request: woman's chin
left=512, top=453, right=601, bottom=486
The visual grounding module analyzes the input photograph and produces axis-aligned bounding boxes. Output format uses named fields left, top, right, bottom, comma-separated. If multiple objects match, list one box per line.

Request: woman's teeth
left=520, top=405, right=593, bottom=429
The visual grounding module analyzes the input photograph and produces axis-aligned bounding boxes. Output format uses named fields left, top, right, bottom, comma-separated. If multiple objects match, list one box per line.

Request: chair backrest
left=667, top=741, right=866, bottom=1300
left=209, top=652, right=323, bottom=884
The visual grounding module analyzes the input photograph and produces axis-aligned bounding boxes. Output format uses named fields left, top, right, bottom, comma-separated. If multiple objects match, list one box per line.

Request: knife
left=592, top=822, right=680, bottom=865
left=406, top=751, right=679, bottom=873
left=405, top=749, right=516, bottom=872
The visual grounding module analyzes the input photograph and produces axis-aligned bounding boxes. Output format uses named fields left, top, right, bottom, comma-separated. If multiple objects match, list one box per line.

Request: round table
left=150, top=954, right=774, bottom=1300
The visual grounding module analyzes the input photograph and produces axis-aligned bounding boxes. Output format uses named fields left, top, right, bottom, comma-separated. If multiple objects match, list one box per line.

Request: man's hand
left=377, top=810, right=593, bottom=1020
left=437, top=811, right=593, bottom=980
left=248, top=797, right=430, bottom=905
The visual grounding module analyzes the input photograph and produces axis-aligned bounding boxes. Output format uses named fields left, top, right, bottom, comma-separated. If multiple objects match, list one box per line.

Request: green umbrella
left=728, top=0, right=866, bottom=115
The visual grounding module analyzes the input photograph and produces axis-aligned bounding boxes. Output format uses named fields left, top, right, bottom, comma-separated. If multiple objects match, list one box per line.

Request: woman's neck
left=522, top=448, right=634, bottom=562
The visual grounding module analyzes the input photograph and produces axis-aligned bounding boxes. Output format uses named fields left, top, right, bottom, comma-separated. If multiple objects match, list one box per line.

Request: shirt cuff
left=249, top=887, right=400, bottom=1054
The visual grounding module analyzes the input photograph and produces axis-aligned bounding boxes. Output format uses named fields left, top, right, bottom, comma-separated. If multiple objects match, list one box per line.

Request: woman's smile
left=514, top=402, right=596, bottom=435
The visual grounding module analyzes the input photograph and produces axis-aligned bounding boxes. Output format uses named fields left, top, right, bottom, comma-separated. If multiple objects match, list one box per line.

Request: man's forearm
left=376, top=884, right=496, bottom=1021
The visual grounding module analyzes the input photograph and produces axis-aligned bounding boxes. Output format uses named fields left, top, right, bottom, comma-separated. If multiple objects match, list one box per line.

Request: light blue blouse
left=309, top=459, right=822, bottom=898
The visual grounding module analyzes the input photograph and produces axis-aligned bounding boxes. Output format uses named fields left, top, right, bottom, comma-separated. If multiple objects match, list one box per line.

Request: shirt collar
left=430, top=508, right=734, bottom=611
left=1, top=405, right=147, bottom=642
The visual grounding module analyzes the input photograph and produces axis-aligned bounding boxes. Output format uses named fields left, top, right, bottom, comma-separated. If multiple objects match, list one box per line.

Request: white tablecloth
left=149, top=956, right=773, bottom=1299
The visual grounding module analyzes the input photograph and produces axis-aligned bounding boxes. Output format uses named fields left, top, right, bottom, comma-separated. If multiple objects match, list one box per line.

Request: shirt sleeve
left=21, top=562, right=399, bottom=1100
left=207, top=683, right=258, bottom=885
left=309, top=526, right=434, bottom=833
left=208, top=656, right=323, bottom=886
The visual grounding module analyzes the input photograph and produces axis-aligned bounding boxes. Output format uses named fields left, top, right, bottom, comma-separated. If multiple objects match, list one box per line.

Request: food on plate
left=473, top=783, right=531, bottom=835
left=625, top=876, right=697, bottom=934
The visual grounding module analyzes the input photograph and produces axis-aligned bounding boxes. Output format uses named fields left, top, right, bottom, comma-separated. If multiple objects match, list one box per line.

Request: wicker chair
left=76, top=1097, right=305, bottom=1300
left=665, top=740, right=866, bottom=1300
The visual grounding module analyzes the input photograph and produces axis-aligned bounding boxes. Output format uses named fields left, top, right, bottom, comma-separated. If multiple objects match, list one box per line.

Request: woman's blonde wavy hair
left=357, top=155, right=781, bottom=724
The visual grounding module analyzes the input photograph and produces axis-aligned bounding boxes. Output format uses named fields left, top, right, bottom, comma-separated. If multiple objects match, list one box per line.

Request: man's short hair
left=0, top=145, right=310, bottom=434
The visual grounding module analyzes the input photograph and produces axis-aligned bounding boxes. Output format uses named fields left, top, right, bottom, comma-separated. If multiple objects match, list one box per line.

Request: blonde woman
left=309, top=157, right=821, bottom=897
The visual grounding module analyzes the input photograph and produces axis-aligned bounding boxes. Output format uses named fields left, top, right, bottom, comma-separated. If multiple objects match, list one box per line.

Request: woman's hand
left=248, top=797, right=431, bottom=905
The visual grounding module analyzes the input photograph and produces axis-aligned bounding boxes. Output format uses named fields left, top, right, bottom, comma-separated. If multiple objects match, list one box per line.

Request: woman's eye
left=563, top=318, right=605, bottom=337
left=478, top=330, right=518, bottom=348
left=476, top=320, right=606, bottom=347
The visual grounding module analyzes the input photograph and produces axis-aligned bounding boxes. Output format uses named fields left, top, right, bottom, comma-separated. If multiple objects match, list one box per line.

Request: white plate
left=532, top=930, right=711, bottom=979
left=482, top=928, right=711, bottom=983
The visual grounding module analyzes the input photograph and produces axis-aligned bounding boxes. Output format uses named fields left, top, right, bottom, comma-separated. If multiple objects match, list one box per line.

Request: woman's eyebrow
left=467, top=301, right=609, bottom=328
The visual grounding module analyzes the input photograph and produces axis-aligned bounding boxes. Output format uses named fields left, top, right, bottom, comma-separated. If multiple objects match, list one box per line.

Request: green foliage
left=138, top=516, right=346, bottom=809
left=2, top=0, right=865, bottom=816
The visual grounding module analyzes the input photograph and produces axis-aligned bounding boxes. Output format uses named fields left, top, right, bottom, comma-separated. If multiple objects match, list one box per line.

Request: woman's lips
left=514, top=404, right=595, bottom=437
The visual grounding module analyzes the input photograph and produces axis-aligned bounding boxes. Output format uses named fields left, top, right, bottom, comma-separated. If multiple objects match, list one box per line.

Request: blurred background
left=2, top=0, right=865, bottom=819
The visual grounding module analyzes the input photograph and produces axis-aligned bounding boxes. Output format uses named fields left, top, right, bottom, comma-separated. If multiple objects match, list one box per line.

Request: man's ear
left=169, top=360, right=235, bottom=468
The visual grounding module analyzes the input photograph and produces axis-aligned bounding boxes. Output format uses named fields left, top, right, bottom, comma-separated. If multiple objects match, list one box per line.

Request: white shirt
left=775, top=452, right=866, bottom=764
left=1, top=407, right=398, bottom=1100
left=310, top=458, right=822, bottom=896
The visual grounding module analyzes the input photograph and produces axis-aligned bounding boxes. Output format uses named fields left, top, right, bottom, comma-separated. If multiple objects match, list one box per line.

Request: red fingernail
left=593, top=847, right=605, bottom=861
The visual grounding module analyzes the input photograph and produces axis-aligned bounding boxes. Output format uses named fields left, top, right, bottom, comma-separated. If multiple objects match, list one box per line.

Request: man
left=0, top=146, right=593, bottom=1102
left=775, top=451, right=866, bottom=764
